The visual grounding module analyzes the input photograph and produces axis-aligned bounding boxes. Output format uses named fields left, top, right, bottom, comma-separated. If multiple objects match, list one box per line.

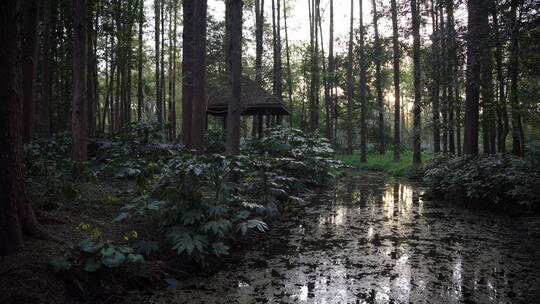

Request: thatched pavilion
left=206, top=78, right=290, bottom=138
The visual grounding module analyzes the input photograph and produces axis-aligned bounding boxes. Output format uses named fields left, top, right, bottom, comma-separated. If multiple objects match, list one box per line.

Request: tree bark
left=22, top=0, right=41, bottom=144
left=346, top=0, right=354, bottom=154
left=372, top=0, right=384, bottom=154
left=72, top=0, right=88, bottom=162
left=509, top=0, right=523, bottom=157
left=40, top=0, right=53, bottom=138
left=390, top=0, right=400, bottom=161
left=359, top=0, right=367, bottom=162
left=430, top=0, right=440, bottom=153
left=252, top=0, right=264, bottom=137
left=191, top=0, right=207, bottom=154
left=411, top=0, right=422, bottom=165
left=492, top=2, right=507, bottom=153
left=137, top=0, right=144, bottom=122
left=182, top=0, right=194, bottom=148
left=446, top=0, right=457, bottom=154
left=463, top=0, right=485, bottom=156
left=154, top=0, right=162, bottom=123
left=284, top=0, right=294, bottom=128
left=324, top=0, right=334, bottom=142
left=226, top=0, right=242, bottom=156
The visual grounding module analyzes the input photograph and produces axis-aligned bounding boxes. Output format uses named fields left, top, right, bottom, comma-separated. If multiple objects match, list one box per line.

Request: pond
left=150, top=174, right=540, bottom=303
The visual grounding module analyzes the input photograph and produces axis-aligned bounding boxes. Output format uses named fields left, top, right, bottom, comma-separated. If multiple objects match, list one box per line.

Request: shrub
left=424, top=153, right=540, bottom=211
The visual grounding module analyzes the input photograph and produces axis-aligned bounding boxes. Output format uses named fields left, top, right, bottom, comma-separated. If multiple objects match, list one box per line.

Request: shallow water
left=155, top=175, right=540, bottom=303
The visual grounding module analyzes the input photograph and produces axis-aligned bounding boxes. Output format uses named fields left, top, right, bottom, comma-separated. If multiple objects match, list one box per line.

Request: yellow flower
left=123, top=235, right=129, bottom=241
left=78, top=223, right=90, bottom=231
left=91, top=227, right=101, bottom=240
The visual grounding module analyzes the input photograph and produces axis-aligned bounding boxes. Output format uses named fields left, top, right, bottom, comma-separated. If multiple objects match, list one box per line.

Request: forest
left=0, top=0, right=539, bottom=303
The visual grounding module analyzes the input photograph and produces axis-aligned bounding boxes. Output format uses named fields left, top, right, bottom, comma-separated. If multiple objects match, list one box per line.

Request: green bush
left=424, top=153, right=540, bottom=210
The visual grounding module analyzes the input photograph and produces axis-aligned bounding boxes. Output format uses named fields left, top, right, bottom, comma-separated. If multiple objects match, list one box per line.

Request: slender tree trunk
left=87, top=2, right=96, bottom=138
left=390, top=0, right=400, bottom=161
left=463, top=0, right=485, bottom=156
left=253, top=0, right=264, bottom=136
left=309, top=0, right=320, bottom=132
left=359, top=0, right=367, bottom=162
left=509, top=0, right=523, bottom=156
left=346, top=0, right=354, bottom=154
left=324, top=0, right=335, bottom=142
left=40, top=0, right=53, bottom=138
left=72, top=0, right=88, bottom=162
left=137, top=0, right=144, bottom=122
left=182, top=0, right=194, bottom=148
left=171, top=0, right=178, bottom=139
left=22, top=0, right=41, bottom=143
left=446, top=0, right=456, bottom=154
left=480, top=3, right=495, bottom=155
left=493, top=3, right=508, bottom=153
left=160, top=0, right=166, bottom=126
left=226, top=0, right=242, bottom=156
left=283, top=0, right=293, bottom=127
left=439, top=4, right=448, bottom=153
left=431, top=0, right=440, bottom=153
left=191, top=0, right=207, bottom=154
left=154, top=0, right=162, bottom=123
left=372, top=0, right=384, bottom=154
left=411, top=0, right=422, bottom=165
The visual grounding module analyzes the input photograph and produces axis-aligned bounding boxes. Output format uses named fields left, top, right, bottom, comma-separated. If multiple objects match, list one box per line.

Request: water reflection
left=159, top=177, right=540, bottom=303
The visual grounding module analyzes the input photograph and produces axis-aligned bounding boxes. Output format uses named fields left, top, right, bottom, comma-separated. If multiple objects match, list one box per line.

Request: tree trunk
left=72, top=0, right=88, bottom=162
left=480, top=3, right=495, bottom=155
left=492, top=2, right=508, bottom=153
left=191, top=0, right=207, bottom=154
left=22, top=0, right=41, bottom=144
left=359, top=0, right=367, bottom=163
left=154, top=0, right=162, bottom=123
left=309, top=0, right=320, bottom=133
left=283, top=0, right=294, bottom=128
left=372, top=0, right=384, bottom=154
left=252, top=0, right=264, bottom=137
left=137, top=0, right=144, bottom=122
left=463, top=0, right=485, bottom=156
left=226, top=0, right=242, bottom=156
left=160, top=0, right=166, bottom=126
left=346, top=0, right=354, bottom=154
left=430, top=0, right=440, bottom=153
left=411, top=0, right=422, bottom=165
left=439, top=4, right=448, bottom=154
left=509, top=0, right=523, bottom=157
left=40, top=0, right=53, bottom=138
left=171, top=0, right=178, bottom=139
left=182, top=0, right=194, bottom=148
left=390, top=0, right=400, bottom=161
left=446, top=0, right=457, bottom=154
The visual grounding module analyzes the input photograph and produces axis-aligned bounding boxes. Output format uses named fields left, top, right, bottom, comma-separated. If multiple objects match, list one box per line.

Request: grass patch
left=336, top=150, right=432, bottom=177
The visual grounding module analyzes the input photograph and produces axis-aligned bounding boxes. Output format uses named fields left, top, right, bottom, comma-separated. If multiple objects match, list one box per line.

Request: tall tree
left=411, top=0, right=422, bottom=165
left=154, top=0, right=162, bottom=123
left=272, top=0, right=283, bottom=124
left=492, top=1, right=508, bottom=153
left=463, top=0, right=486, bottom=155
left=171, top=0, right=178, bottom=138
left=21, top=0, right=40, bottom=143
left=252, top=0, right=264, bottom=136
left=309, top=0, right=320, bottom=132
left=430, top=0, right=441, bottom=153
left=137, top=0, right=144, bottom=122
left=390, top=0, right=400, bottom=161
left=480, top=0, right=496, bottom=155
left=1, top=0, right=54, bottom=255
left=191, top=0, right=207, bottom=154
left=372, top=0, right=384, bottom=154
left=346, top=0, right=354, bottom=154
left=72, top=0, right=88, bottom=162
left=226, top=0, right=243, bottom=156
left=359, top=0, right=367, bottom=162
left=324, top=0, right=335, bottom=142
left=39, top=0, right=53, bottom=137
left=284, top=0, right=294, bottom=127
left=509, top=0, right=523, bottom=156
left=446, top=0, right=457, bottom=154
left=182, top=0, right=194, bottom=148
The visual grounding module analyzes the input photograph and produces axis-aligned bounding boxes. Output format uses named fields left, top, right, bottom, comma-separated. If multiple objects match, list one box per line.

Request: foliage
left=424, top=153, right=540, bottom=210
left=337, top=150, right=431, bottom=178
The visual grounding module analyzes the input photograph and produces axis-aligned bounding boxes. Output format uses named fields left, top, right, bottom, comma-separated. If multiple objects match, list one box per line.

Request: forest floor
left=2, top=171, right=540, bottom=303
